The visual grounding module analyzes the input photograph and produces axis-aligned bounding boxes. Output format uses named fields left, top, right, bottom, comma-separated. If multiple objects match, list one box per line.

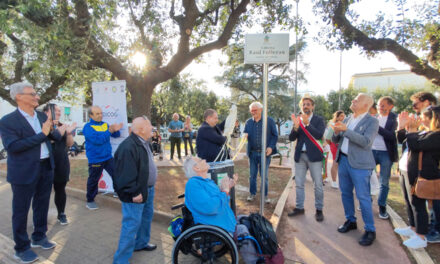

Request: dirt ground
left=66, top=158, right=291, bottom=219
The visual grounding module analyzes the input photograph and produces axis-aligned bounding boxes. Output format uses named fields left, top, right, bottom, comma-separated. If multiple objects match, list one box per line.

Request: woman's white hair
left=249, top=101, right=263, bottom=110
left=183, top=157, right=197, bottom=178
left=9, top=82, right=33, bottom=100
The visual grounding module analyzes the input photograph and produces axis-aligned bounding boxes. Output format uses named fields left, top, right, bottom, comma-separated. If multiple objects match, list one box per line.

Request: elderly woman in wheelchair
left=170, top=157, right=263, bottom=264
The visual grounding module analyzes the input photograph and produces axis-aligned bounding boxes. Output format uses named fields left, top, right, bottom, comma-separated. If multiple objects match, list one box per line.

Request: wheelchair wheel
left=172, top=225, right=238, bottom=264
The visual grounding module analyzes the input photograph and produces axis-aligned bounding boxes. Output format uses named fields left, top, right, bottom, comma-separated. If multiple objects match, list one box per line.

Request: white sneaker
left=265, top=197, right=271, bottom=204
left=394, top=226, right=417, bottom=237
left=247, top=195, right=255, bottom=202
left=331, top=181, right=338, bottom=189
left=403, top=235, right=427, bottom=249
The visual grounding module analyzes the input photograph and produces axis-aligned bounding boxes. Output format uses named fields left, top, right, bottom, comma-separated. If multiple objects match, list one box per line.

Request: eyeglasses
left=412, top=101, right=420, bottom=108
left=19, top=92, right=38, bottom=97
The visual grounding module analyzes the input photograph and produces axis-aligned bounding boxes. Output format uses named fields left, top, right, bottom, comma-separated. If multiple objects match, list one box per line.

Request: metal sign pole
left=260, top=63, right=269, bottom=215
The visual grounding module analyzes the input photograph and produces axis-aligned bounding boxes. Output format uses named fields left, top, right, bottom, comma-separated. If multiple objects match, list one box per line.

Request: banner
left=92, top=80, right=128, bottom=193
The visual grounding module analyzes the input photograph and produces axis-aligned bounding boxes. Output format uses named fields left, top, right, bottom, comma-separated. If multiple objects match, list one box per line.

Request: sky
left=183, top=0, right=415, bottom=98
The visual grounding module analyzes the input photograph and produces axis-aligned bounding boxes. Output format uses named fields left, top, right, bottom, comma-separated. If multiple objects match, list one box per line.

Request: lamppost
left=338, top=50, right=342, bottom=110
left=294, top=0, right=299, bottom=114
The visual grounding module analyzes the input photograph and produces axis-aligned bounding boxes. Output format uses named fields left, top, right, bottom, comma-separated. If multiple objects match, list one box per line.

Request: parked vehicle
left=0, top=140, right=6, bottom=160
left=73, top=127, right=85, bottom=148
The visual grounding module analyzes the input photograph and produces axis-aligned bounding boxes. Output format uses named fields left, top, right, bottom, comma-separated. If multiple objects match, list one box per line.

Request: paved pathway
left=277, top=173, right=412, bottom=264
left=0, top=178, right=173, bottom=264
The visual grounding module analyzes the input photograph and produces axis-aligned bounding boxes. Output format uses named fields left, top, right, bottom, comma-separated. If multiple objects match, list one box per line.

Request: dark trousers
left=399, top=170, right=440, bottom=235
left=53, top=181, right=67, bottom=216
left=152, top=143, right=161, bottom=154
left=87, top=158, right=114, bottom=202
left=11, top=159, right=53, bottom=253
left=170, top=137, right=181, bottom=159
left=183, top=137, right=194, bottom=156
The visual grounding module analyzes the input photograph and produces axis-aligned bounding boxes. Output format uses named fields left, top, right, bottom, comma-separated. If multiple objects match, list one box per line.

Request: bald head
left=132, top=116, right=152, bottom=140
left=350, top=93, right=374, bottom=115
left=89, top=106, right=103, bottom=122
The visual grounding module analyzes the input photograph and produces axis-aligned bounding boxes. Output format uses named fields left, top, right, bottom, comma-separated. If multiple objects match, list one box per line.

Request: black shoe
left=338, top=220, right=357, bottom=233
left=315, top=210, right=324, bottom=222
left=134, top=243, right=157, bottom=252
left=288, top=208, right=304, bottom=217
left=379, top=205, right=389, bottom=220
left=359, top=231, right=376, bottom=246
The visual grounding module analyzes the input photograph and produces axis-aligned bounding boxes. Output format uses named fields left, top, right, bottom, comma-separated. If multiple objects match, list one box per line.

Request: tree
left=150, top=74, right=229, bottom=127
left=1, top=0, right=293, bottom=116
left=313, top=0, right=440, bottom=86
left=218, top=41, right=308, bottom=133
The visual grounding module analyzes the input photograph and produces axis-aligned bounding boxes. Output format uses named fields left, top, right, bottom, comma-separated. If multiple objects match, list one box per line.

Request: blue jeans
left=113, top=186, right=155, bottom=264
left=372, top=150, right=393, bottom=207
left=338, top=155, right=375, bottom=232
left=249, top=151, right=271, bottom=196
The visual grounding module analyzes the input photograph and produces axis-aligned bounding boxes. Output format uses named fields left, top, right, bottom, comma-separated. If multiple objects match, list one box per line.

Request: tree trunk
left=129, top=81, right=155, bottom=118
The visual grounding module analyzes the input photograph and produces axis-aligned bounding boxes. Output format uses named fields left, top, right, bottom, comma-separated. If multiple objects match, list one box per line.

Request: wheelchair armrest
left=171, top=203, right=185, bottom=211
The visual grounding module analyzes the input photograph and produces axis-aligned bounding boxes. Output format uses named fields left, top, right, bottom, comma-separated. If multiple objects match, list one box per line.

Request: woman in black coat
left=395, top=106, right=440, bottom=249
left=44, top=104, right=76, bottom=225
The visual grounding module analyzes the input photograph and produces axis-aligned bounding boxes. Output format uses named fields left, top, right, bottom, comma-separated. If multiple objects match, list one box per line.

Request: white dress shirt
left=18, top=108, right=49, bottom=159
left=340, top=112, right=368, bottom=155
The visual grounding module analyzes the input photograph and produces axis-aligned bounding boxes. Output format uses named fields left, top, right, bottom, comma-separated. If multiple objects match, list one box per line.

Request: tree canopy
left=1, top=0, right=294, bottom=116
left=313, top=0, right=440, bottom=85
left=217, top=40, right=308, bottom=131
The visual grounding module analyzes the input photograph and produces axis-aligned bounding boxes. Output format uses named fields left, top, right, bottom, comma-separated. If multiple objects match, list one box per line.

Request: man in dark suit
left=371, top=96, right=398, bottom=220
left=288, top=96, right=326, bottom=222
left=196, top=109, right=228, bottom=162
left=0, top=82, right=62, bottom=263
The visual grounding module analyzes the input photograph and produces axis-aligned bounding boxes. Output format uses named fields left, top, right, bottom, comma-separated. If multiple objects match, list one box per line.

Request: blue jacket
left=196, top=121, right=227, bottom=162
left=0, top=109, right=61, bottom=184
left=244, top=117, right=278, bottom=157
left=185, top=176, right=236, bottom=233
left=83, top=119, right=120, bottom=164
left=289, top=114, right=326, bottom=162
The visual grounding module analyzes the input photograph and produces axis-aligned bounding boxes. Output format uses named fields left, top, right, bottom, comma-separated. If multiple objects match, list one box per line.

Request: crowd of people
left=0, top=80, right=439, bottom=263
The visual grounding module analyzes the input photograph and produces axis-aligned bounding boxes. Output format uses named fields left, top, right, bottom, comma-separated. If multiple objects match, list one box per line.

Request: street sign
left=244, top=33, right=290, bottom=64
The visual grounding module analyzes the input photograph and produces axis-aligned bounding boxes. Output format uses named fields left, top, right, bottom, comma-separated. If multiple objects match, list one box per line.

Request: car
left=73, top=127, right=85, bottom=148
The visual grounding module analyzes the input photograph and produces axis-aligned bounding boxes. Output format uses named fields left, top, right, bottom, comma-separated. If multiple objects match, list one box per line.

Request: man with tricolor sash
left=288, top=96, right=326, bottom=222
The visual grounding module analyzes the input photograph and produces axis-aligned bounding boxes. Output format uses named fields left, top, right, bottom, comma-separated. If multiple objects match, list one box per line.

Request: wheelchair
left=170, top=194, right=239, bottom=264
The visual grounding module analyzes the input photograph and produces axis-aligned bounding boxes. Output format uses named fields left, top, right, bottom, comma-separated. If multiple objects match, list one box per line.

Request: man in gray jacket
left=332, top=93, right=379, bottom=246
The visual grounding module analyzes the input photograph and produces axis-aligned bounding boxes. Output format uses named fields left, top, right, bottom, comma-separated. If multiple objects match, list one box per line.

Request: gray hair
left=249, top=102, right=263, bottom=110
left=10, top=82, right=33, bottom=100
left=183, top=157, right=197, bottom=178
left=359, top=93, right=374, bottom=109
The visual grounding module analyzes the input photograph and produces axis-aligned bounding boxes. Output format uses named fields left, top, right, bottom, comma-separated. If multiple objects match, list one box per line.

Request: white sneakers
left=394, top=226, right=416, bottom=237
left=395, top=226, right=427, bottom=249
left=247, top=195, right=255, bottom=202
left=331, top=181, right=339, bottom=189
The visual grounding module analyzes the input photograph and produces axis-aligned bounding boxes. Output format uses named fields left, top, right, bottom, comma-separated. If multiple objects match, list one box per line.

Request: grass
left=67, top=157, right=290, bottom=219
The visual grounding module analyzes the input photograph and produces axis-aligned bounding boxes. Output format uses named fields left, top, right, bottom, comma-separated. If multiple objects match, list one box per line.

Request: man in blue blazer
left=332, top=93, right=379, bottom=246
left=0, top=82, right=62, bottom=263
left=371, top=96, right=398, bottom=220
left=288, top=96, right=326, bottom=222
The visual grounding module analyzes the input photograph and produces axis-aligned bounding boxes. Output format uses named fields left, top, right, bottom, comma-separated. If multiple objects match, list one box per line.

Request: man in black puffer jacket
left=113, top=116, right=158, bottom=263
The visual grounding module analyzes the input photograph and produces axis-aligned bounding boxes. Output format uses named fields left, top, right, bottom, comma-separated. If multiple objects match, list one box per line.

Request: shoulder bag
left=414, top=151, right=440, bottom=200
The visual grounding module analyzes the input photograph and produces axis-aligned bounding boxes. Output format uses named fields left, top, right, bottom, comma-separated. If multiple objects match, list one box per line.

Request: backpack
left=241, top=213, right=279, bottom=256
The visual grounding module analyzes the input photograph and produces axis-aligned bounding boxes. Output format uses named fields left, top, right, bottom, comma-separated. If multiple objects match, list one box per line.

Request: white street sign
left=244, top=33, right=289, bottom=64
